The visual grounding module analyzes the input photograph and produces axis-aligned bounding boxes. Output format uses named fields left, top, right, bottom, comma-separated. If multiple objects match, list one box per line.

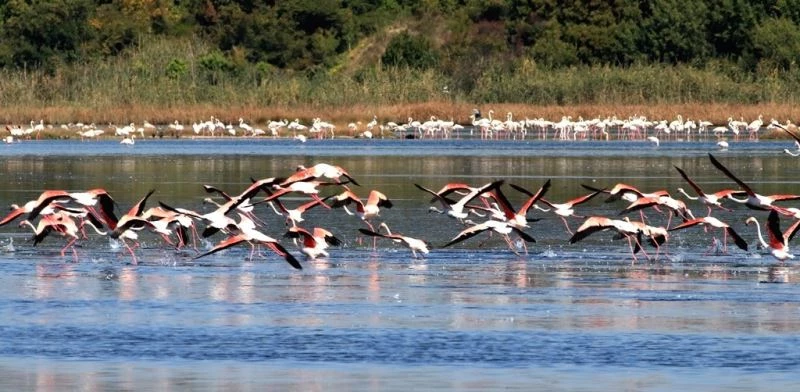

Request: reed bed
left=1, top=38, right=800, bottom=129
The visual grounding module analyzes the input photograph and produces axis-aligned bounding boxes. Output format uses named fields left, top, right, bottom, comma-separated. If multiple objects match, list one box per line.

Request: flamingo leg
left=560, top=217, right=573, bottom=235
left=61, top=237, right=78, bottom=258
left=503, top=235, right=521, bottom=256
left=122, top=239, right=139, bottom=265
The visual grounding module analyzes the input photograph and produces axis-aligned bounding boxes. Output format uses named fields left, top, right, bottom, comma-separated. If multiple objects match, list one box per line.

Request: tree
left=382, top=31, right=438, bottom=69
left=1, top=0, right=94, bottom=68
left=638, top=0, right=711, bottom=64
left=752, top=17, right=800, bottom=70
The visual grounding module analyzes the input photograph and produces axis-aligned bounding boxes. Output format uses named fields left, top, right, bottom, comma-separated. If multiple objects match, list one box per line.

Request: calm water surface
left=1, top=138, right=799, bottom=390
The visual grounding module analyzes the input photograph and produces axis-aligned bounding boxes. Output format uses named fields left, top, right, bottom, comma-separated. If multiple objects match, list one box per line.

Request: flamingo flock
left=4, top=113, right=793, bottom=144
left=3, top=149, right=800, bottom=269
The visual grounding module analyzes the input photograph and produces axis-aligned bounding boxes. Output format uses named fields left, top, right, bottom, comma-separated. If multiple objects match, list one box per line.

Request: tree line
left=1, top=0, right=799, bottom=103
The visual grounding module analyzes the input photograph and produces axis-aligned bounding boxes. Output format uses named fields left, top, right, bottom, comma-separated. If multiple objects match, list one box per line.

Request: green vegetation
left=1, top=0, right=800, bottom=112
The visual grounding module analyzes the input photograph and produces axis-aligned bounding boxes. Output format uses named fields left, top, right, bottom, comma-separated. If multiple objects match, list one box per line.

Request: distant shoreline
left=2, top=102, right=799, bottom=130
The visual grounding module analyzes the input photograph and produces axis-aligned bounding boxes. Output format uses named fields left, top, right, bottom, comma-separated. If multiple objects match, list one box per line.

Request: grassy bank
left=1, top=38, right=800, bottom=130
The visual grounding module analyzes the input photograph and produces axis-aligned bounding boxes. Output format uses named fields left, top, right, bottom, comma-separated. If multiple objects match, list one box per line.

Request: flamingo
left=263, top=179, right=334, bottom=205
left=281, top=163, right=359, bottom=186
left=619, top=194, right=695, bottom=228
left=120, top=135, right=135, bottom=145
left=416, top=180, right=504, bottom=221
left=140, top=205, right=199, bottom=249
left=487, top=179, right=551, bottom=229
left=194, top=214, right=302, bottom=269
left=18, top=211, right=85, bottom=258
left=0, top=190, right=72, bottom=226
left=569, top=216, right=648, bottom=262
left=328, top=189, right=392, bottom=230
left=162, top=178, right=280, bottom=238
left=581, top=183, right=668, bottom=204
left=708, top=153, right=800, bottom=213
left=745, top=210, right=800, bottom=261
left=517, top=183, right=603, bottom=234
left=358, top=222, right=430, bottom=258
left=442, top=219, right=535, bottom=255
left=668, top=216, right=748, bottom=254
left=674, top=165, right=744, bottom=215
left=646, top=136, right=659, bottom=147
left=771, top=121, right=800, bottom=156
left=68, top=188, right=118, bottom=229
left=284, top=226, right=341, bottom=259
left=109, top=190, right=156, bottom=264
left=238, top=118, right=253, bottom=135
left=266, top=196, right=331, bottom=226
left=747, top=114, right=763, bottom=140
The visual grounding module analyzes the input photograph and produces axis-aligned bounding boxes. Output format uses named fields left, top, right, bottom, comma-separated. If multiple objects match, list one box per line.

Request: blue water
left=1, top=137, right=799, bottom=390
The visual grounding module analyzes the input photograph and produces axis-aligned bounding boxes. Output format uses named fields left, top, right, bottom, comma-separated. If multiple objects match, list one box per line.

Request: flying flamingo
left=442, top=219, right=535, bottom=255
left=328, top=189, right=392, bottom=231
left=281, top=163, right=359, bottom=186
left=513, top=182, right=602, bottom=234
left=109, top=190, right=156, bottom=264
left=19, top=210, right=105, bottom=259
left=0, top=190, right=72, bottom=226
left=668, top=216, right=748, bottom=254
left=416, top=180, right=504, bottom=222
left=265, top=196, right=331, bottom=226
left=284, top=226, right=341, bottom=259
left=358, top=222, right=430, bottom=259
left=194, top=214, right=302, bottom=269
left=581, top=183, right=669, bottom=204
left=68, top=188, right=118, bottom=228
left=619, top=194, right=695, bottom=228
left=745, top=210, right=800, bottom=262
left=708, top=153, right=800, bottom=213
left=569, top=216, right=649, bottom=262
left=488, top=179, right=551, bottom=229
left=673, top=165, right=744, bottom=215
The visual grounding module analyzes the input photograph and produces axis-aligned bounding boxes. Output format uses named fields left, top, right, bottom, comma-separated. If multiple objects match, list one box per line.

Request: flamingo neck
left=750, top=222, right=770, bottom=249
left=727, top=195, right=748, bottom=203
left=677, top=188, right=698, bottom=201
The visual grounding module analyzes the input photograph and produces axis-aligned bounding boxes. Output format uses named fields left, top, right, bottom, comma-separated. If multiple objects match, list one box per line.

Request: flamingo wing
left=724, top=227, right=749, bottom=251
left=442, top=224, right=489, bottom=248
left=510, top=179, right=551, bottom=215
left=263, top=241, right=302, bottom=270
left=668, top=218, right=705, bottom=231
left=194, top=234, right=248, bottom=259
left=708, top=153, right=754, bottom=195
left=0, top=208, right=26, bottom=227
left=766, top=210, right=787, bottom=248
left=673, top=166, right=706, bottom=197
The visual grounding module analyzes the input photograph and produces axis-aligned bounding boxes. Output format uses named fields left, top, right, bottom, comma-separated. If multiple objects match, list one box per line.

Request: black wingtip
left=285, top=253, right=303, bottom=270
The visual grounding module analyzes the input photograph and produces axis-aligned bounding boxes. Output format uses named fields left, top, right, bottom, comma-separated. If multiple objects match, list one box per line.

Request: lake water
left=1, top=138, right=799, bottom=390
